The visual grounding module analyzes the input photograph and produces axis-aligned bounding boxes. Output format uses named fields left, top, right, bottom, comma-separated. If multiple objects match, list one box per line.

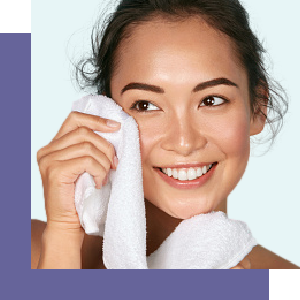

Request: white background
left=0, top=0, right=31, bottom=33
left=30, top=0, right=299, bottom=290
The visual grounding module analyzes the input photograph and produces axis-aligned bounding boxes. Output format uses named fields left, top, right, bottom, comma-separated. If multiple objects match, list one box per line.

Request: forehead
left=112, top=17, right=247, bottom=91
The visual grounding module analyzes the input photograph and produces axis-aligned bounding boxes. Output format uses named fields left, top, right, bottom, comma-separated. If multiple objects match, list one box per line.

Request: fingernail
left=106, top=120, right=121, bottom=128
left=114, top=156, right=118, bottom=168
left=102, top=175, right=108, bottom=186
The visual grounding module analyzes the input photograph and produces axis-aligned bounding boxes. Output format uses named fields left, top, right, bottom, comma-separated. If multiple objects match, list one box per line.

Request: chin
left=157, top=197, right=218, bottom=220
left=168, top=208, right=214, bottom=220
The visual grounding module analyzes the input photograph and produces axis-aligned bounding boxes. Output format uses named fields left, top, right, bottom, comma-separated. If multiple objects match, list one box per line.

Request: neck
left=145, top=198, right=228, bottom=256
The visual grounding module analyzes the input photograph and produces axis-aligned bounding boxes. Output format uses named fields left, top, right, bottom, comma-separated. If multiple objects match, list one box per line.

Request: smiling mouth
left=155, top=162, right=218, bottom=181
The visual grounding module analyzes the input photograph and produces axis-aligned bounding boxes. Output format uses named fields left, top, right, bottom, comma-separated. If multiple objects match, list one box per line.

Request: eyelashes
left=129, top=100, right=160, bottom=112
left=199, top=96, right=229, bottom=107
left=129, top=96, right=229, bottom=113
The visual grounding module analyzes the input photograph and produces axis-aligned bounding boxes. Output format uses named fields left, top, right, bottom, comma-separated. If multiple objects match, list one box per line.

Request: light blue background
left=32, top=0, right=300, bottom=266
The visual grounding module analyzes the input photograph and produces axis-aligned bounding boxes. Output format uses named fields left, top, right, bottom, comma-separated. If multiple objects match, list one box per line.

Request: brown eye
left=130, top=100, right=160, bottom=112
left=199, top=96, right=227, bottom=107
left=136, top=100, right=149, bottom=111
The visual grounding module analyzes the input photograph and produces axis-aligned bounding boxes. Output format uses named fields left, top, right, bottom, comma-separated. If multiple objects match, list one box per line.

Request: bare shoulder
left=248, top=244, right=300, bottom=269
left=31, top=219, right=47, bottom=269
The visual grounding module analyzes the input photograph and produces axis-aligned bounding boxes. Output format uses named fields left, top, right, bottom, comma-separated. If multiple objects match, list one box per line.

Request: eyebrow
left=193, top=77, right=239, bottom=92
left=120, top=77, right=239, bottom=95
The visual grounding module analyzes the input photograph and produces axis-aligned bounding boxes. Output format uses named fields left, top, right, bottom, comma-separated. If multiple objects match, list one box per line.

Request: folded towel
left=147, top=211, right=257, bottom=269
left=72, top=95, right=147, bottom=269
left=72, top=95, right=257, bottom=269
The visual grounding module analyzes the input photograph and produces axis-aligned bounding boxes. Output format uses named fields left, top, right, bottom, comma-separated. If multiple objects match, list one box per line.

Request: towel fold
left=72, top=95, right=257, bottom=269
left=72, top=95, right=147, bottom=269
left=147, top=211, right=257, bottom=269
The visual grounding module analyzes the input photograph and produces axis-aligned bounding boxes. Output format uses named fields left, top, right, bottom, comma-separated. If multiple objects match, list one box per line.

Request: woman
left=31, top=0, right=299, bottom=269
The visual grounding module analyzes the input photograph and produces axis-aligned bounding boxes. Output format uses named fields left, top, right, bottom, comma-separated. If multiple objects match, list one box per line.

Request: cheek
left=224, top=120, right=249, bottom=155
left=214, top=110, right=251, bottom=191
left=135, top=118, right=162, bottom=163
left=212, top=110, right=250, bottom=157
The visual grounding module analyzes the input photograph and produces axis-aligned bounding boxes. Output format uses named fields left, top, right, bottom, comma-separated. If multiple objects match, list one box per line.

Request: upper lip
left=155, top=162, right=217, bottom=169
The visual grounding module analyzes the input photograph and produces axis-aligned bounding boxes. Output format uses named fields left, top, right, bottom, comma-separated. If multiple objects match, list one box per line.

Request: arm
left=31, top=219, right=46, bottom=269
left=37, top=224, right=84, bottom=269
left=34, top=112, right=119, bottom=269
left=31, top=219, right=84, bottom=269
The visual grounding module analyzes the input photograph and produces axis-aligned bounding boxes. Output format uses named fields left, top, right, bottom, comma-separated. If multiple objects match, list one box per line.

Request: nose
left=160, top=114, right=207, bottom=156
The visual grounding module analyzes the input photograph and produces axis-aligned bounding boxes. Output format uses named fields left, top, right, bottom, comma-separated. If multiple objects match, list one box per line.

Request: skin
left=31, top=16, right=299, bottom=269
left=110, top=17, right=265, bottom=255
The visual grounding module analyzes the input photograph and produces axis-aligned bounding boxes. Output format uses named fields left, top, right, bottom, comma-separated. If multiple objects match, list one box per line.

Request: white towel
left=147, top=211, right=257, bottom=269
left=72, top=95, right=257, bottom=269
left=72, top=95, right=147, bottom=269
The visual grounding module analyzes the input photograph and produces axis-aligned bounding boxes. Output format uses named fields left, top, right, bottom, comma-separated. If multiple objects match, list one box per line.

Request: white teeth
left=178, top=170, right=187, bottom=180
left=187, top=168, right=197, bottom=180
left=173, top=169, right=178, bottom=179
left=167, top=168, right=172, bottom=176
left=196, top=167, right=202, bottom=176
left=160, top=163, right=215, bottom=181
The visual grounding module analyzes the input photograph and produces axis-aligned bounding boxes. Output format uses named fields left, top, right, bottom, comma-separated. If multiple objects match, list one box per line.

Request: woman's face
left=111, top=17, right=263, bottom=219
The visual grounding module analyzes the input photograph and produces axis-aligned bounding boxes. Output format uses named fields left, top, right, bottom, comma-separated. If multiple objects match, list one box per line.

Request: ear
left=250, top=85, right=268, bottom=136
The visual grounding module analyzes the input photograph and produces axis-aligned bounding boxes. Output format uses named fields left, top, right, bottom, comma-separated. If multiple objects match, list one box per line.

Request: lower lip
left=154, top=163, right=218, bottom=190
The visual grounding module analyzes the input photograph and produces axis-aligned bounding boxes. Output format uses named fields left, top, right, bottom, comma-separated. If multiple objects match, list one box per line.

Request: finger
left=40, top=142, right=112, bottom=176
left=230, top=264, right=245, bottom=269
left=53, top=111, right=121, bottom=141
left=240, top=256, right=251, bottom=269
left=38, top=127, right=117, bottom=169
left=230, top=265, right=244, bottom=269
left=230, top=256, right=251, bottom=269
left=47, top=156, right=107, bottom=189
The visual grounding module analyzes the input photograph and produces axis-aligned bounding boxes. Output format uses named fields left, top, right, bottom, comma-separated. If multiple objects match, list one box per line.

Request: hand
left=37, top=111, right=121, bottom=232
left=230, top=255, right=251, bottom=269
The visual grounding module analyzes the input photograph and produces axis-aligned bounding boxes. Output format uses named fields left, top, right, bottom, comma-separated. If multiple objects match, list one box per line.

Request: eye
left=199, top=96, right=228, bottom=107
left=130, top=100, right=160, bottom=112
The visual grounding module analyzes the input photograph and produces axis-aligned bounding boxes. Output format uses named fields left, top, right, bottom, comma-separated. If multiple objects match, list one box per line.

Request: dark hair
left=75, top=0, right=288, bottom=153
